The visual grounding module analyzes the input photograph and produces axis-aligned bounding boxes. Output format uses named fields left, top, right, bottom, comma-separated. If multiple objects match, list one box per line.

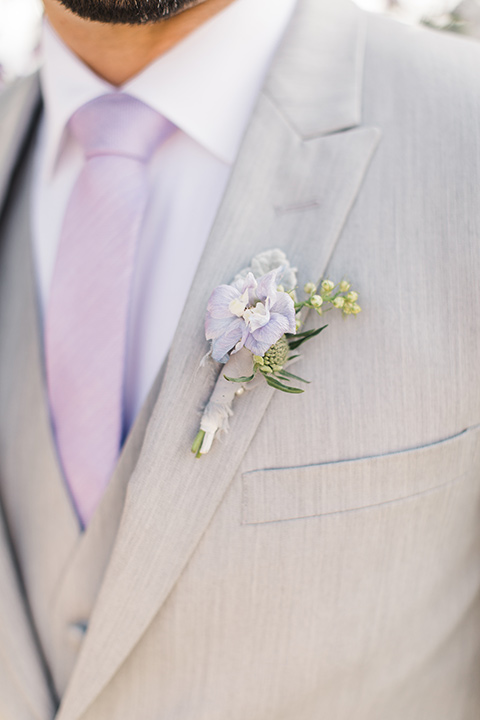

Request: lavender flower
left=205, top=267, right=296, bottom=363
left=193, top=248, right=361, bottom=457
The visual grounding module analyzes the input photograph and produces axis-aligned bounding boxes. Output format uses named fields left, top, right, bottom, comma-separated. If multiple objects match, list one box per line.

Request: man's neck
left=43, top=0, right=236, bottom=86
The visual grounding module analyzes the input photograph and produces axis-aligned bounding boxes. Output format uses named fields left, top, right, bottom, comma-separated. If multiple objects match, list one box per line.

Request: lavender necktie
left=45, top=93, right=171, bottom=527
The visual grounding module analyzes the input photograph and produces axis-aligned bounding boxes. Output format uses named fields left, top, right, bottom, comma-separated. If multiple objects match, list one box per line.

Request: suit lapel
left=57, top=2, right=380, bottom=717
left=0, top=73, right=57, bottom=719
left=0, top=73, right=41, bottom=214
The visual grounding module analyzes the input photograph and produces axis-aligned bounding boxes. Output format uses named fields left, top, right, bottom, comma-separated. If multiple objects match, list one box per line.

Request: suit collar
left=0, top=0, right=361, bottom=213
left=56, top=2, right=380, bottom=719
left=41, top=0, right=295, bottom=176
left=264, top=0, right=364, bottom=138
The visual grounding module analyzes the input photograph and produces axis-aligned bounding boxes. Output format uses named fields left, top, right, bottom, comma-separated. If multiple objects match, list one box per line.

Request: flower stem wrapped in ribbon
left=192, top=249, right=360, bottom=456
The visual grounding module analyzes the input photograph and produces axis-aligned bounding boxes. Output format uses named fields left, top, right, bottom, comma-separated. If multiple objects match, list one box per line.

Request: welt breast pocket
left=241, top=425, right=480, bottom=525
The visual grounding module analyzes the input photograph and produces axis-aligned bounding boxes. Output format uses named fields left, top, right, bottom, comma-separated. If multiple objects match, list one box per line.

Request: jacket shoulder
left=362, top=11, right=480, bottom=123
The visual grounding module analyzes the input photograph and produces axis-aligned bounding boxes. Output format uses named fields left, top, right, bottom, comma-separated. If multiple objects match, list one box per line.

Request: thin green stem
left=191, top=430, right=206, bottom=458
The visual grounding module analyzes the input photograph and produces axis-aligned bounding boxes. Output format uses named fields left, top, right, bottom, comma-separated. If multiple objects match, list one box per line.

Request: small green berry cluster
left=297, top=279, right=361, bottom=320
left=225, top=278, right=361, bottom=395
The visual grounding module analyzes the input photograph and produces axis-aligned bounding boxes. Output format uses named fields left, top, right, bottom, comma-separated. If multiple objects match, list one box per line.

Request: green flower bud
left=332, top=296, right=345, bottom=309
left=351, top=303, right=361, bottom=315
left=310, top=294, right=323, bottom=309
left=339, top=280, right=351, bottom=292
left=263, top=335, right=290, bottom=372
left=346, top=291, right=358, bottom=303
left=321, top=279, right=335, bottom=293
left=304, top=282, right=316, bottom=295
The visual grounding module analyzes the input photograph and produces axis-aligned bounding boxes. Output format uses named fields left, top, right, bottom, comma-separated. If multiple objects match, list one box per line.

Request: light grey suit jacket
left=1, top=0, right=480, bottom=718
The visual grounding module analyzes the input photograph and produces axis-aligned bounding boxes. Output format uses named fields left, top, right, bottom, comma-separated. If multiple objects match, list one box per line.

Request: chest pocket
left=241, top=425, right=480, bottom=524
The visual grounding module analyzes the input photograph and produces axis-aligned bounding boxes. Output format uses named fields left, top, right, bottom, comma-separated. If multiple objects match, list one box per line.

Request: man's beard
left=55, top=0, right=204, bottom=24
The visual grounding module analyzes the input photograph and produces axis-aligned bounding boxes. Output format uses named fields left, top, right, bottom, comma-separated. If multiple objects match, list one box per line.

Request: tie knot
left=69, top=93, right=172, bottom=162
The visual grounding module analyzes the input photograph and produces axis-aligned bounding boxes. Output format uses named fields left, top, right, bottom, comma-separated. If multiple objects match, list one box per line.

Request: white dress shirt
left=33, top=0, right=296, bottom=431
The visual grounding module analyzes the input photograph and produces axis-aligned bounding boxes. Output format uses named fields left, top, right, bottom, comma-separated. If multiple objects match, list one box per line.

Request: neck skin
left=42, top=0, right=236, bottom=86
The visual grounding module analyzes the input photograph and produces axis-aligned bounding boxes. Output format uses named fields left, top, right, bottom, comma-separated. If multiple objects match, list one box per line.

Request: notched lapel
left=58, top=3, right=381, bottom=719
left=265, top=0, right=366, bottom=138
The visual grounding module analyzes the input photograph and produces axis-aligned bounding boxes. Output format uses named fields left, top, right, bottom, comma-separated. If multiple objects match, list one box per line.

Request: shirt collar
left=40, top=0, right=296, bottom=175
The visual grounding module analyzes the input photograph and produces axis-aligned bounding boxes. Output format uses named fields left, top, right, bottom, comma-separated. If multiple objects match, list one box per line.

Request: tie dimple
left=45, top=93, right=173, bottom=528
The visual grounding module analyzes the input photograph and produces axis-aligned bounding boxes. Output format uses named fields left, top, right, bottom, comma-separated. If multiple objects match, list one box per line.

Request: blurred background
left=0, top=0, right=480, bottom=84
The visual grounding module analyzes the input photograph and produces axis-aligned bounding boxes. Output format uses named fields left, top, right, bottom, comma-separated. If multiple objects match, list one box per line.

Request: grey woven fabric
left=0, top=1, right=479, bottom=718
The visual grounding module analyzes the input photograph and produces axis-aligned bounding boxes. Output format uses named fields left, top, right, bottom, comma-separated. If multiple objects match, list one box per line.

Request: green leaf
left=277, top=370, right=310, bottom=384
left=265, top=375, right=304, bottom=394
left=287, top=338, right=310, bottom=351
left=224, top=373, right=255, bottom=383
left=286, top=326, right=327, bottom=339
left=287, top=324, right=328, bottom=350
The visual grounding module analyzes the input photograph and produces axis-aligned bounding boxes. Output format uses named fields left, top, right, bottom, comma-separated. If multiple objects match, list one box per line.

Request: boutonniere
left=192, top=249, right=360, bottom=457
